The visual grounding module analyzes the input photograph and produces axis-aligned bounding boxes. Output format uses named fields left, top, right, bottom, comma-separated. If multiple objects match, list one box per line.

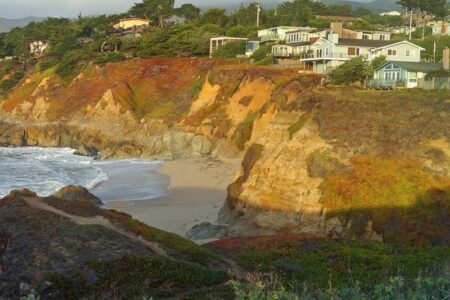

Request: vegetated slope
left=0, top=189, right=229, bottom=298
left=208, top=236, right=449, bottom=293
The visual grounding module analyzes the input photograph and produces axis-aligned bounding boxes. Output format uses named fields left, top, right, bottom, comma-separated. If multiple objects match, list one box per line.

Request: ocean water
left=0, top=147, right=170, bottom=202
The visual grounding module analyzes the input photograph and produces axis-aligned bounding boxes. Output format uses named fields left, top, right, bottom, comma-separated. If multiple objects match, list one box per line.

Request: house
left=380, top=11, right=402, bottom=17
left=429, top=20, right=450, bottom=35
left=330, top=22, right=391, bottom=41
left=271, top=27, right=326, bottom=58
left=29, top=41, right=48, bottom=57
left=272, top=42, right=311, bottom=58
left=300, top=33, right=425, bottom=74
left=209, top=37, right=248, bottom=58
left=113, top=18, right=151, bottom=30
left=257, top=26, right=304, bottom=43
left=371, top=48, right=450, bottom=89
left=246, top=40, right=261, bottom=57
left=387, top=26, right=416, bottom=35
left=372, top=62, right=445, bottom=89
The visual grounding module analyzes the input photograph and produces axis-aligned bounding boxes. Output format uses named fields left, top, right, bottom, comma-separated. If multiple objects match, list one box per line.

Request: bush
left=226, top=25, right=255, bottom=38
left=330, top=56, right=369, bottom=85
left=94, top=52, right=126, bottom=65
left=55, top=53, right=83, bottom=79
left=213, top=41, right=246, bottom=58
left=232, top=274, right=450, bottom=300
left=250, top=44, right=272, bottom=62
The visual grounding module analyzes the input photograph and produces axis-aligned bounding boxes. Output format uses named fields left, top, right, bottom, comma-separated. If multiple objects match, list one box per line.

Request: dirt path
left=21, top=196, right=168, bottom=257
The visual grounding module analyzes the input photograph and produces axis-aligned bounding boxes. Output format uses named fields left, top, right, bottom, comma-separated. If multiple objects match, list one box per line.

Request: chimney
left=327, top=33, right=339, bottom=44
left=443, top=48, right=450, bottom=70
left=330, top=22, right=343, bottom=36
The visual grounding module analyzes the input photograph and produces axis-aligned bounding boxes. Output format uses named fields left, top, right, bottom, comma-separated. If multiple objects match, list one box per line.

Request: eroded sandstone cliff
left=1, top=58, right=449, bottom=244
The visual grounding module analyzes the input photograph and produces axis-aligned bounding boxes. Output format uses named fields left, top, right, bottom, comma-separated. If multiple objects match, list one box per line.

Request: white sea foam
left=0, top=147, right=170, bottom=202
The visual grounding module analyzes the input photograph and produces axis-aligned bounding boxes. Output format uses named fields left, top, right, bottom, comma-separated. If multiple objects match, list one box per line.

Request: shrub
left=288, top=113, right=313, bottom=139
left=231, top=274, right=450, bottom=300
left=226, top=25, right=255, bottom=38
left=212, top=41, right=246, bottom=59
left=93, top=52, right=125, bottom=65
left=233, top=112, right=257, bottom=151
left=250, top=44, right=272, bottom=62
left=329, top=56, right=369, bottom=85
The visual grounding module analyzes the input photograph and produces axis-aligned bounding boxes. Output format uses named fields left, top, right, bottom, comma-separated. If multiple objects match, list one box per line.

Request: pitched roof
left=377, top=61, right=444, bottom=72
left=337, top=38, right=396, bottom=48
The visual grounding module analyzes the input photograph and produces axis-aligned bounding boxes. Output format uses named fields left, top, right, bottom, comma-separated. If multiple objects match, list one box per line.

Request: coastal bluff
left=0, top=57, right=449, bottom=244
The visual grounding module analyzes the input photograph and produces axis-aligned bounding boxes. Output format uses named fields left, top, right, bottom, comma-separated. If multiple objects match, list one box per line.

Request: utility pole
left=409, top=9, right=413, bottom=41
left=256, top=4, right=261, bottom=28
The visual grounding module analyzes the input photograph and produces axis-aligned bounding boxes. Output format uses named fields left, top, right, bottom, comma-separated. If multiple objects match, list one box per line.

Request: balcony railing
left=260, top=34, right=283, bottom=42
left=300, top=52, right=369, bottom=60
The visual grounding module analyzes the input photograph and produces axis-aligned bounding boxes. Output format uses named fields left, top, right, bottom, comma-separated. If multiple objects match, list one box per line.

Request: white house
left=271, top=28, right=328, bottom=58
left=380, top=11, right=402, bottom=17
left=430, top=20, right=450, bottom=35
left=387, top=26, right=416, bottom=35
left=300, top=33, right=425, bottom=74
left=257, top=26, right=305, bottom=43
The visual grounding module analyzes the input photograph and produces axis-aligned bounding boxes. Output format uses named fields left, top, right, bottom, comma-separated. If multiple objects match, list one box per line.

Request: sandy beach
left=107, top=157, right=241, bottom=237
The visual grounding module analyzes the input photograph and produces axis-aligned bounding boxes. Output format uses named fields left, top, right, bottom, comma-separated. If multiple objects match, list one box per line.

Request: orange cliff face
left=0, top=57, right=319, bottom=159
left=222, top=87, right=450, bottom=245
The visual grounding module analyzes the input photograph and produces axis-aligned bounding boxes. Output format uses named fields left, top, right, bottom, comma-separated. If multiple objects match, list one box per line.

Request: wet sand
left=107, top=157, right=241, bottom=237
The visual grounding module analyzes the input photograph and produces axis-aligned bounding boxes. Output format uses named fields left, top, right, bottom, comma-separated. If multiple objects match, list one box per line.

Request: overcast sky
left=0, top=0, right=368, bottom=19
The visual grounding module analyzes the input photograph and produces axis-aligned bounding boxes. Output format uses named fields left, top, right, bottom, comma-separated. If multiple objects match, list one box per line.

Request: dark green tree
left=175, top=4, right=201, bottom=22
left=129, top=0, right=175, bottom=27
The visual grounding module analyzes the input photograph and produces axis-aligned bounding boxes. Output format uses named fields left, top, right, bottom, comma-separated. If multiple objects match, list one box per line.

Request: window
left=348, top=47, right=360, bottom=56
left=363, top=35, right=370, bottom=40
left=380, top=35, right=385, bottom=40
left=388, top=49, right=397, bottom=56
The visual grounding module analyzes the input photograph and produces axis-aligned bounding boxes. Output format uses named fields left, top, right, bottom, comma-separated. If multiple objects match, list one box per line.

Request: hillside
left=0, top=188, right=231, bottom=298
left=0, top=17, right=45, bottom=33
left=323, top=0, right=401, bottom=12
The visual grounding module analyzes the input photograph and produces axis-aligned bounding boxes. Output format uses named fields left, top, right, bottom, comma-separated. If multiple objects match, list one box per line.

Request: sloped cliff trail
left=1, top=57, right=449, bottom=246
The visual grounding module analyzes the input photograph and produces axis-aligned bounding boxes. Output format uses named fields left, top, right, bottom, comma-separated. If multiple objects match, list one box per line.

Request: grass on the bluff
left=319, top=156, right=450, bottom=245
left=208, top=237, right=450, bottom=291
left=47, top=255, right=229, bottom=299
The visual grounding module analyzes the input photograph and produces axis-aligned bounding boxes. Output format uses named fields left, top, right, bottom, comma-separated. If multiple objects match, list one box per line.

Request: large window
left=388, top=49, right=397, bottom=56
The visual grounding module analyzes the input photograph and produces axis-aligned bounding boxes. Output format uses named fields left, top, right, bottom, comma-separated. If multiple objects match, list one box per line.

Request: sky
left=0, top=0, right=368, bottom=19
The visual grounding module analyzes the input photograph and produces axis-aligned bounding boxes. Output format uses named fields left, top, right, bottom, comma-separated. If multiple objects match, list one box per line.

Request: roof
left=275, top=42, right=311, bottom=48
left=286, top=27, right=317, bottom=34
left=337, top=38, right=396, bottom=48
left=316, top=15, right=361, bottom=22
left=376, top=61, right=444, bottom=72
left=210, top=37, right=248, bottom=41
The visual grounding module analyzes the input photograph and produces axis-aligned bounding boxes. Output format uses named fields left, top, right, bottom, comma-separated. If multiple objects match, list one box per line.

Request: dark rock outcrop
left=186, top=222, right=229, bottom=240
left=53, top=186, right=102, bottom=206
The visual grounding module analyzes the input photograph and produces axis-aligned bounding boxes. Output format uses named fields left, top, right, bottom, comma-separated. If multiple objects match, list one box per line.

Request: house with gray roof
left=299, top=33, right=425, bottom=74
left=371, top=48, right=450, bottom=89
